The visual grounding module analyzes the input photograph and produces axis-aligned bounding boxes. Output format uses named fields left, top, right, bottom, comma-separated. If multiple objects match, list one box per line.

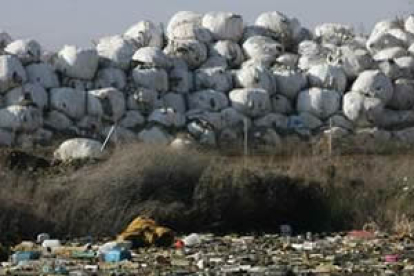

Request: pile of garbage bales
left=2, top=12, right=414, bottom=150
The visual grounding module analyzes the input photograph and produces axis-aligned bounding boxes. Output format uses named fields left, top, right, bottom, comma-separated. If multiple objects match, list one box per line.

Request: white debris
left=54, top=138, right=104, bottom=161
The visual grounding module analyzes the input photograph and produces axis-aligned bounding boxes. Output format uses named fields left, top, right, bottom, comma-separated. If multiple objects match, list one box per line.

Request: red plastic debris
left=385, top=254, right=399, bottom=263
left=175, top=239, right=185, bottom=249
left=347, top=230, right=375, bottom=239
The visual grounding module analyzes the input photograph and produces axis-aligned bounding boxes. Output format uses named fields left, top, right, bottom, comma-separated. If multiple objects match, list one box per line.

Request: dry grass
left=1, top=140, right=414, bottom=243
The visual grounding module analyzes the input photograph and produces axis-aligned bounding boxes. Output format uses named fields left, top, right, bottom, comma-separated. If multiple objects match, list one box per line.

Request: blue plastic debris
left=103, top=249, right=131, bottom=262
left=12, top=251, right=41, bottom=263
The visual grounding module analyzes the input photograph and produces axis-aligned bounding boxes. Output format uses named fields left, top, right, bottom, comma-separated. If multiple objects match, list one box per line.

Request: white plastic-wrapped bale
left=218, top=127, right=241, bottom=148
left=272, top=94, right=293, bottom=115
left=352, top=70, right=394, bottom=103
left=375, top=109, right=414, bottom=129
left=297, top=88, right=341, bottom=120
left=199, top=56, right=228, bottom=69
left=50, top=88, right=86, bottom=120
left=120, top=110, right=145, bottom=129
left=148, top=108, right=186, bottom=128
left=5, top=39, right=42, bottom=65
left=124, top=20, right=164, bottom=48
left=210, top=40, right=244, bottom=68
left=26, top=63, right=59, bottom=89
left=297, top=40, right=330, bottom=70
left=220, top=107, right=251, bottom=130
left=164, top=39, right=208, bottom=69
left=255, top=11, right=298, bottom=47
left=242, top=25, right=282, bottom=45
left=314, top=23, right=355, bottom=45
left=342, top=91, right=384, bottom=127
left=333, top=46, right=374, bottom=79
left=367, top=28, right=414, bottom=53
left=162, top=92, right=186, bottom=114
left=242, top=36, right=284, bottom=61
left=5, top=83, right=48, bottom=110
left=96, top=35, right=137, bottom=70
left=0, top=128, right=14, bottom=146
left=254, top=113, right=289, bottom=131
left=187, top=110, right=223, bottom=130
left=373, top=47, right=408, bottom=62
left=388, top=79, right=414, bottom=110
left=88, top=88, right=126, bottom=122
left=132, top=47, right=172, bottom=69
left=95, top=68, right=127, bottom=90
left=54, top=138, right=103, bottom=161
left=405, top=15, right=414, bottom=34
left=394, top=56, right=414, bottom=79
left=132, top=67, right=169, bottom=92
left=170, top=135, right=196, bottom=150
left=307, top=64, right=348, bottom=94
left=127, top=88, right=162, bottom=115
left=202, top=12, right=244, bottom=42
left=0, top=55, right=27, bottom=93
left=61, top=77, right=94, bottom=91
left=394, top=127, right=414, bottom=143
left=77, top=116, right=102, bottom=136
left=138, top=126, right=173, bottom=145
left=166, top=11, right=212, bottom=43
left=101, top=126, right=137, bottom=144
left=297, top=112, right=323, bottom=130
left=276, top=53, right=299, bottom=68
left=55, top=45, right=98, bottom=80
left=272, top=68, right=307, bottom=100
left=0, top=31, right=12, bottom=49
left=250, top=127, right=282, bottom=147
left=378, top=60, right=404, bottom=81
left=44, top=110, right=73, bottom=131
left=187, top=121, right=216, bottom=146
left=194, top=67, right=233, bottom=92
left=229, top=88, right=271, bottom=118
left=234, top=64, right=276, bottom=94
left=169, top=59, right=193, bottom=93
left=0, top=105, right=42, bottom=132
left=371, top=19, right=400, bottom=38
left=188, top=89, right=229, bottom=112
left=329, top=114, right=354, bottom=131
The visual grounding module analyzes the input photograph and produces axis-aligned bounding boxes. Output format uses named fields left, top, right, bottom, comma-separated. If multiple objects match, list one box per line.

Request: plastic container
left=42, top=239, right=62, bottom=249
left=12, top=251, right=41, bottom=264
left=103, top=249, right=131, bottom=262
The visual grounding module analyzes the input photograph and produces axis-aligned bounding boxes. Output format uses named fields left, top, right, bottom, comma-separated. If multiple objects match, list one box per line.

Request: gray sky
left=0, top=0, right=411, bottom=50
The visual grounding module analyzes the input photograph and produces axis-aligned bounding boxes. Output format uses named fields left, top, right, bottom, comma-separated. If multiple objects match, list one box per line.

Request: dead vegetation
left=1, top=141, right=414, bottom=244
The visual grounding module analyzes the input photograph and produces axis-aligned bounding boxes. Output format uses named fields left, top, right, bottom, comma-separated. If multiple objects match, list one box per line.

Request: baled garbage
left=1, top=11, right=414, bottom=149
